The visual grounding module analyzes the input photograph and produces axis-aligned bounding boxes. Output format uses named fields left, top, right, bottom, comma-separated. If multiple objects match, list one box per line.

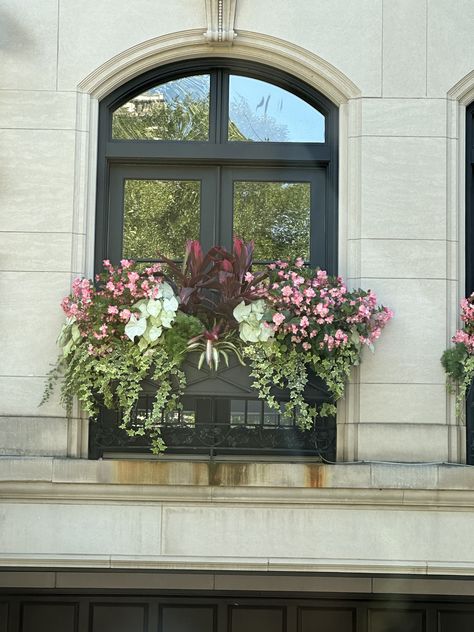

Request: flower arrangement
left=43, top=239, right=393, bottom=452
left=441, top=293, right=474, bottom=413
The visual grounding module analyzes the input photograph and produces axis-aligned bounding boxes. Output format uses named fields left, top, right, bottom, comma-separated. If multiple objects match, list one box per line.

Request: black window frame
left=466, top=102, right=474, bottom=464
left=95, top=58, right=339, bottom=272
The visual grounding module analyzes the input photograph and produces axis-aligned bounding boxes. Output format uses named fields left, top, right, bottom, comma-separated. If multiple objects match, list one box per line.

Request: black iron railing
left=89, top=399, right=336, bottom=460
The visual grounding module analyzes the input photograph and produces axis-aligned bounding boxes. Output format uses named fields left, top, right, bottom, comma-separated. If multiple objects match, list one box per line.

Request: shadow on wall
left=0, top=9, right=34, bottom=53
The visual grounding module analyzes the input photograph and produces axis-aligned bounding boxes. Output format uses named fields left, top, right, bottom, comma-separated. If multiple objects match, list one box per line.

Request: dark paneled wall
left=2, top=594, right=474, bottom=632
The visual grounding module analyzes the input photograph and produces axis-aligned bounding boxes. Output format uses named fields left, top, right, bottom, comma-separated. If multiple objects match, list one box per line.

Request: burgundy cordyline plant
left=43, top=238, right=393, bottom=451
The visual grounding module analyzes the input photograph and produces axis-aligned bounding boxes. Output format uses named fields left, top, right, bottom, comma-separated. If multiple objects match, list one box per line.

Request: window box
left=89, top=354, right=336, bottom=460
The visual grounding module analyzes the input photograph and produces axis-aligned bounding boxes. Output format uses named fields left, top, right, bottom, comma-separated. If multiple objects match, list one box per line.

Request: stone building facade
left=1, top=1, right=474, bottom=630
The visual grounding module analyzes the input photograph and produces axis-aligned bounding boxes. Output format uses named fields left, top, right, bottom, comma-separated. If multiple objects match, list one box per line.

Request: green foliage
left=310, top=344, right=360, bottom=402
left=442, top=345, right=474, bottom=417
left=243, top=339, right=357, bottom=432
left=161, top=312, right=204, bottom=362
left=441, top=344, right=468, bottom=384
left=244, top=342, right=317, bottom=431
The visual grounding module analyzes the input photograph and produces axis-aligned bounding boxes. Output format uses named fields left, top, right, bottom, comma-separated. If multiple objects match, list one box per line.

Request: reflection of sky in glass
left=229, top=75, right=325, bottom=143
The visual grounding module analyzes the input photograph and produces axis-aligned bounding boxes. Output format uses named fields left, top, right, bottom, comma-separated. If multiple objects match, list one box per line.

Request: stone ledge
left=0, top=458, right=474, bottom=509
left=1, top=555, right=474, bottom=579
left=1, top=457, right=474, bottom=491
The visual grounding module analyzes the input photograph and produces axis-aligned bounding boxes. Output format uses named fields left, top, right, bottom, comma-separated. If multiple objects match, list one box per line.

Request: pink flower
left=244, top=272, right=254, bottom=283
left=107, top=305, right=119, bottom=315
left=281, top=286, right=293, bottom=297
left=272, top=313, right=286, bottom=326
left=120, top=259, right=133, bottom=269
left=300, top=316, right=309, bottom=329
left=120, top=309, right=131, bottom=321
left=295, top=257, right=305, bottom=269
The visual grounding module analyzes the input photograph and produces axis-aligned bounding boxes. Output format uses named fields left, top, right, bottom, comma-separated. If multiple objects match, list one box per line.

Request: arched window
left=91, top=60, right=338, bottom=459
left=95, top=59, right=338, bottom=272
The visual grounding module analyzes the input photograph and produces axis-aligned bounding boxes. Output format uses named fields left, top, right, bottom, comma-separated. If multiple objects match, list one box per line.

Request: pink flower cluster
left=265, top=260, right=393, bottom=355
left=60, top=260, right=164, bottom=351
left=452, top=293, right=474, bottom=353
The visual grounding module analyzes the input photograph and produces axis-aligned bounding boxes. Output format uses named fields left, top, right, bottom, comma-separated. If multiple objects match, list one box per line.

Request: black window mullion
left=219, top=70, right=230, bottom=143
left=105, top=140, right=332, bottom=163
left=107, top=167, right=126, bottom=265
left=201, top=167, right=220, bottom=251
left=311, top=168, right=327, bottom=270
left=208, top=70, right=219, bottom=144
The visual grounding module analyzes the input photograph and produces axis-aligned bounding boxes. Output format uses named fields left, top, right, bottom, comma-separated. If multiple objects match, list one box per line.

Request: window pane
left=123, top=179, right=200, bottom=260
left=228, top=75, right=325, bottom=142
left=233, top=181, right=310, bottom=261
left=230, top=400, right=246, bottom=425
left=112, top=75, right=210, bottom=140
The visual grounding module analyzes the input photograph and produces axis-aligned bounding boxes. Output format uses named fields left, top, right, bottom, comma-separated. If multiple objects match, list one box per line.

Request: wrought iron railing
left=88, top=355, right=336, bottom=461
left=89, top=398, right=336, bottom=460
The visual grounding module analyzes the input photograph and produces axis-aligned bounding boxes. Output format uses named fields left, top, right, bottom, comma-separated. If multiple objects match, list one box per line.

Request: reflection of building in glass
left=123, top=91, right=165, bottom=113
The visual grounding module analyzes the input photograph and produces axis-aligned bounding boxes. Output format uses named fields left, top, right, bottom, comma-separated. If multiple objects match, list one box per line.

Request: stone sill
left=1, top=457, right=474, bottom=498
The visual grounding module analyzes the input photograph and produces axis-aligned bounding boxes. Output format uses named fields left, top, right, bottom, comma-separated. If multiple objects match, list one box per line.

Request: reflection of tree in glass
left=123, top=180, right=200, bottom=260
left=114, top=76, right=308, bottom=263
left=233, top=182, right=310, bottom=261
left=229, top=94, right=289, bottom=142
left=112, top=75, right=210, bottom=141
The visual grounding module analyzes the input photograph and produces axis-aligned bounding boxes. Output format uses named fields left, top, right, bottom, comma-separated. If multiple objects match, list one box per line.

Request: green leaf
left=146, top=299, right=162, bottom=317
left=233, top=300, right=252, bottom=323
left=124, top=314, right=147, bottom=341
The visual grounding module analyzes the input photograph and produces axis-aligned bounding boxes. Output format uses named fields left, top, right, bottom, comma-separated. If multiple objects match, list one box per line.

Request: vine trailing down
left=43, top=239, right=393, bottom=453
left=442, top=293, right=474, bottom=414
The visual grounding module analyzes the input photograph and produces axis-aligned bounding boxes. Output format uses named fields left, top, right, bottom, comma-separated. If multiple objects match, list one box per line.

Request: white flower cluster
left=233, top=299, right=274, bottom=343
left=125, top=281, right=179, bottom=349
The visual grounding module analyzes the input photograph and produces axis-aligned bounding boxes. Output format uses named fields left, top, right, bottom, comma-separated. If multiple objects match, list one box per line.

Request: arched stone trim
left=78, top=29, right=360, bottom=105
left=448, top=69, right=474, bottom=106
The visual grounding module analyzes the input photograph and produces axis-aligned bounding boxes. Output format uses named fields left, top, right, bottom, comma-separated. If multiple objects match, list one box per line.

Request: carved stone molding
left=203, top=0, right=237, bottom=44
